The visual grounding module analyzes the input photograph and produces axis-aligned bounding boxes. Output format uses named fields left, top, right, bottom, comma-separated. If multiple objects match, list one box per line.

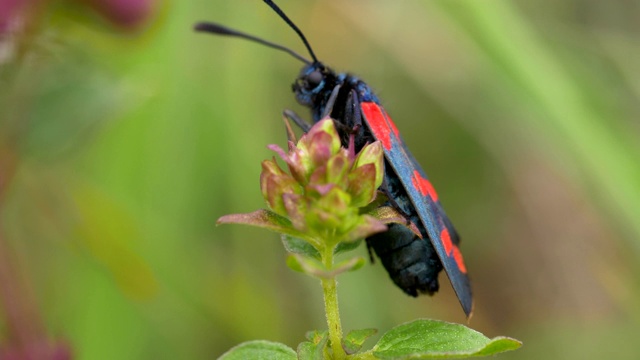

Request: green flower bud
left=353, top=141, right=384, bottom=189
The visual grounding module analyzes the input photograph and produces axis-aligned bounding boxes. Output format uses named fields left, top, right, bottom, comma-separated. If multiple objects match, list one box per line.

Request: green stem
left=321, top=245, right=346, bottom=359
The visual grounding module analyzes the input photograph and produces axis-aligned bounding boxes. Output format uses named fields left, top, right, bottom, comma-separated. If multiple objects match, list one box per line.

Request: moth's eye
left=306, top=70, right=323, bottom=88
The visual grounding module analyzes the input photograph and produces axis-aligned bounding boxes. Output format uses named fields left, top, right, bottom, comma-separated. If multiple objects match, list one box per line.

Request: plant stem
left=321, top=245, right=345, bottom=359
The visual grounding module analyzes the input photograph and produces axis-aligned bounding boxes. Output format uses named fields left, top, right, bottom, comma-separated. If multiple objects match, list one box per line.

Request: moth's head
left=293, top=62, right=335, bottom=108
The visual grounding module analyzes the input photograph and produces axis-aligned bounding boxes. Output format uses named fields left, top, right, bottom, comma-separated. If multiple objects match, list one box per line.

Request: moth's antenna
left=263, top=0, right=319, bottom=63
left=194, top=22, right=312, bottom=65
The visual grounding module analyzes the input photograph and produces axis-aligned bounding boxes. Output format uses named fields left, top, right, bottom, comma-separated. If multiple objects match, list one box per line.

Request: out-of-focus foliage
left=1, top=0, right=638, bottom=359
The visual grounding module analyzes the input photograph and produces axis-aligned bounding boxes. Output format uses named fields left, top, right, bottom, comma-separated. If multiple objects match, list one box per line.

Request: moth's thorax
left=292, top=62, right=380, bottom=123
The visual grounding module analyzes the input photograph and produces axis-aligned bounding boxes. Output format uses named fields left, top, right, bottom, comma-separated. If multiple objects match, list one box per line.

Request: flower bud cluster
left=260, top=118, right=384, bottom=243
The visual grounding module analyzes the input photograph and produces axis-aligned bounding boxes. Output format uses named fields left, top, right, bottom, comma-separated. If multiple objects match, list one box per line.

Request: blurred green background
left=1, top=0, right=639, bottom=359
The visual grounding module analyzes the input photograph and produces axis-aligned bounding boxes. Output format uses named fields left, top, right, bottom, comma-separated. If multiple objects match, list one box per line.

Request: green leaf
left=332, top=256, right=366, bottom=275
left=218, top=340, right=296, bottom=360
left=217, top=209, right=315, bottom=243
left=297, top=342, right=323, bottom=360
left=342, top=328, right=378, bottom=355
left=373, top=319, right=522, bottom=359
left=286, top=254, right=365, bottom=278
left=282, top=234, right=321, bottom=259
left=286, top=254, right=327, bottom=277
left=305, top=330, right=329, bottom=343
left=285, top=254, right=306, bottom=273
left=334, top=239, right=363, bottom=255
left=298, top=331, right=329, bottom=360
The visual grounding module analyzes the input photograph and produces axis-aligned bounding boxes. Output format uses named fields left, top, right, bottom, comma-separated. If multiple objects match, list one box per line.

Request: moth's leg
left=344, top=89, right=364, bottom=137
left=366, top=240, right=376, bottom=263
left=350, top=89, right=363, bottom=130
left=320, top=84, right=342, bottom=119
left=377, top=175, right=409, bottom=219
left=283, top=109, right=312, bottom=133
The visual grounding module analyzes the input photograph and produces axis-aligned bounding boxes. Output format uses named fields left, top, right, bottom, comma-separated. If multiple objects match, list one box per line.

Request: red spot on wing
left=411, top=170, right=439, bottom=202
left=441, top=229, right=467, bottom=274
left=382, top=109, right=400, bottom=138
left=440, top=228, right=453, bottom=257
left=452, top=246, right=468, bottom=274
left=361, top=102, right=393, bottom=150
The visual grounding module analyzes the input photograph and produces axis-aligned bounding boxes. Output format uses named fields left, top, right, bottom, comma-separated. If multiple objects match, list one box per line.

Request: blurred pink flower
left=0, top=0, right=154, bottom=33
left=0, top=341, right=72, bottom=360
left=0, top=0, right=24, bottom=32
left=83, top=0, right=153, bottom=28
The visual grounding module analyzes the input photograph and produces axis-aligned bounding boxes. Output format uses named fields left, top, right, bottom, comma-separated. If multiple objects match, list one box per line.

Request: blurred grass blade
left=430, top=0, right=640, bottom=247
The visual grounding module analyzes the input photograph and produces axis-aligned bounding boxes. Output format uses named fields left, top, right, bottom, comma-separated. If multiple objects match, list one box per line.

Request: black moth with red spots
left=195, top=0, right=473, bottom=317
